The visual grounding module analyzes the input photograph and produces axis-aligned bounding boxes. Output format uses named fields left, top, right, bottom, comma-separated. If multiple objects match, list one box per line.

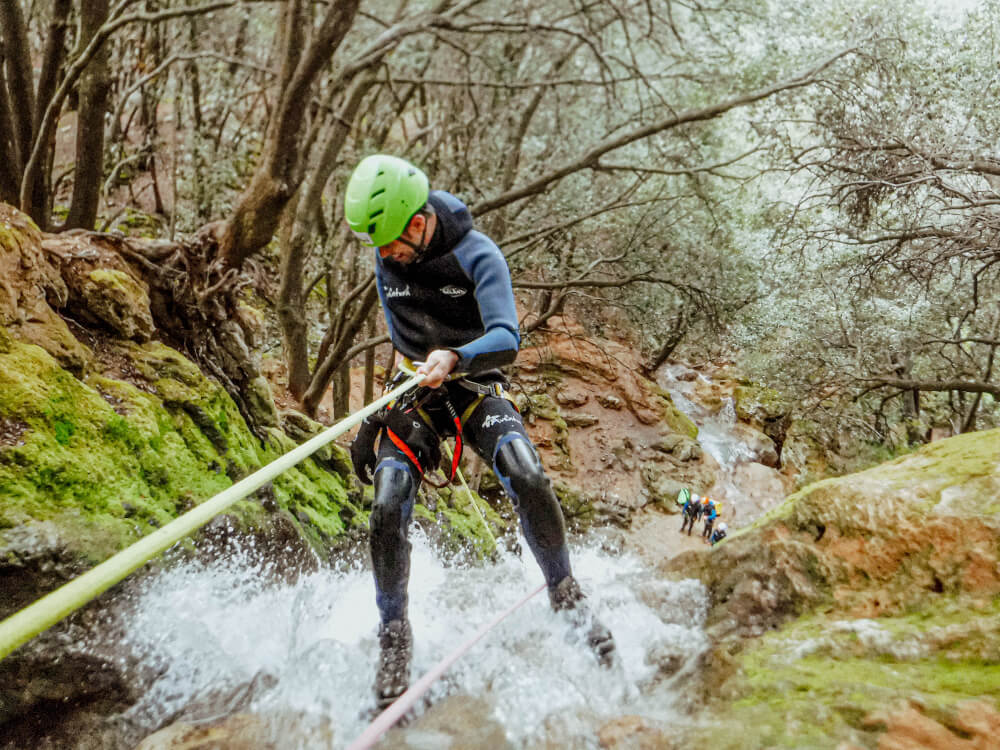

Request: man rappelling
left=344, top=154, right=617, bottom=711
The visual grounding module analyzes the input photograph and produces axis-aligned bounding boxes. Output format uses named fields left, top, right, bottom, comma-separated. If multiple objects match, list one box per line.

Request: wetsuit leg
left=494, top=434, right=572, bottom=586
left=370, top=458, right=418, bottom=624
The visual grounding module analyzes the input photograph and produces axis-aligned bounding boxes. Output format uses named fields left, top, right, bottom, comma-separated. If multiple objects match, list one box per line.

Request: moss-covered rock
left=733, top=381, right=788, bottom=424
left=652, top=385, right=699, bottom=439
left=0, top=332, right=363, bottom=617
left=687, top=601, right=1000, bottom=749
left=665, top=428, right=1000, bottom=749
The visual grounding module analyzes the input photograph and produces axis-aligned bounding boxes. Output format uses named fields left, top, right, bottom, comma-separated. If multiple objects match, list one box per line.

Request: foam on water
left=109, top=531, right=709, bottom=748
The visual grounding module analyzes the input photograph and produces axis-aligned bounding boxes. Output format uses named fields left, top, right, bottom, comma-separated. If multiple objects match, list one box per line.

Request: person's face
left=378, top=214, right=426, bottom=264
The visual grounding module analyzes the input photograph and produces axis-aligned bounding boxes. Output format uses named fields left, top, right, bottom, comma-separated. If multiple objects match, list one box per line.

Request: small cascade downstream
left=657, top=364, right=790, bottom=529
left=97, top=530, right=710, bottom=749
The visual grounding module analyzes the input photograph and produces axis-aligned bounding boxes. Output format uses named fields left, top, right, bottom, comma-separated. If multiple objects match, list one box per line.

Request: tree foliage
left=730, top=0, right=1000, bottom=453
left=6, top=0, right=936, bottom=446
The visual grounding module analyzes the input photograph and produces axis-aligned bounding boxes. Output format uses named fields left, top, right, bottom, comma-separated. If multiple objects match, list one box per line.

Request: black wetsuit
left=368, top=191, right=572, bottom=623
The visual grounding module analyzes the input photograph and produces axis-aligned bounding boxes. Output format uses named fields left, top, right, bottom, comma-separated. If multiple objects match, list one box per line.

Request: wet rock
left=597, top=393, right=624, bottom=410
left=673, top=429, right=1000, bottom=749
left=730, top=423, right=778, bottom=467
left=593, top=500, right=632, bottom=528
left=611, top=437, right=638, bottom=471
left=135, top=712, right=286, bottom=750
left=651, top=433, right=683, bottom=453
left=0, top=522, right=91, bottom=619
left=596, top=715, right=676, bottom=749
left=640, top=465, right=686, bottom=510
left=385, top=694, right=512, bottom=749
left=862, top=699, right=1000, bottom=750
left=635, top=579, right=709, bottom=626
left=726, top=462, right=790, bottom=527
left=733, top=382, right=788, bottom=425
left=0, top=611, right=140, bottom=747
left=672, top=439, right=701, bottom=462
left=643, top=642, right=686, bottom=681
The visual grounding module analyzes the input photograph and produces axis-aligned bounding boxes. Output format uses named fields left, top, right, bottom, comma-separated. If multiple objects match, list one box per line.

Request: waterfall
left=103, top=531, right=710, bottom=748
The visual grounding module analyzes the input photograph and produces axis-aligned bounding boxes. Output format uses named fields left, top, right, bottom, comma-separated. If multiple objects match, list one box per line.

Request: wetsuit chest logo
left=439, top=285, right=467, bottom=298
left=386, top=285, right=411, bottom=298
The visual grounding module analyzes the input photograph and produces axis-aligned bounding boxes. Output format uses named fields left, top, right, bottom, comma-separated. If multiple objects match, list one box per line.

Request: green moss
left=423, top=486, right=503, bottom=559
left=653, top=386, right=698, bottom=439
left=759, top=428, right=1000, bottom=533
left=698, top=606, right=1000, bottom=749
left=733, top=382, right=788, bottom=423
left=87, top=268, right=142, bottom=297
left=0, top=335, right=360, bottom=568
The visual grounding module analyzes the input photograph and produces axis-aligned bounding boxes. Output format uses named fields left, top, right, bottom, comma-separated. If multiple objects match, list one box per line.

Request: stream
left=49, top=364, right=786, bottom=749
left=656, top=364, right=790, bottom=529
left=99, top=529, right=710, bottom=749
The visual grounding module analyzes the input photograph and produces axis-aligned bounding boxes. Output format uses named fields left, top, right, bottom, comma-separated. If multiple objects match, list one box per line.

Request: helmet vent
left=370, top=208, right=384, bottom=218
left=372, top=188, right=385, bottom=197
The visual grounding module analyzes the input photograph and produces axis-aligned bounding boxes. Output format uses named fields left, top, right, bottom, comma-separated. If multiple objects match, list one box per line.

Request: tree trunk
left=0, top=66, right=18, bottom=203
left=0, top=0, right=35, bottom=177
left=277, top=190, right=311, bottom=399
left=333, top=362, right=350, bottom=419
left=647, top=309, right=690, bottom=373
left=218, top=0, right=362, bottom=271
left=302, top=282, right=378, bottom=417
left=278, top=74, right=371, bottom=401
left=65, top=0, right=111, bottom=230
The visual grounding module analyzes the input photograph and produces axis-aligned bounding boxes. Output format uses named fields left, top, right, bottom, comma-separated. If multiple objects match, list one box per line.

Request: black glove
left=351, top=416, right=382, bottom=485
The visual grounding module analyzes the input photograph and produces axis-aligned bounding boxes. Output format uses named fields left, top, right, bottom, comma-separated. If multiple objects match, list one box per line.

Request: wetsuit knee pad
left=494, top=434, right=548, bottom=498
left=493, top=434, right=570, bottom=584
left=370, top=460, right=417, bottom=536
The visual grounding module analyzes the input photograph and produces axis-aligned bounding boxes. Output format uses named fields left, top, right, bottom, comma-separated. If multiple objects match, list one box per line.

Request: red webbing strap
left=386, top=427, right=424, bottom=476
left=447, top=414, right=463, bottom=480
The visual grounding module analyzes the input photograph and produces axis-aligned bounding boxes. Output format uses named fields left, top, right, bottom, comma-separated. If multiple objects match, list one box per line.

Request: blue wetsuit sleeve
left=374, top=254, right=400, bottom=345
left=452, top=232, right=520, bottom=373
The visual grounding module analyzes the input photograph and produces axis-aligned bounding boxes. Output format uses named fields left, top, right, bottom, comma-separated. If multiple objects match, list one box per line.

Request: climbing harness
left=384, top=358, right=515, bottom=490
left=345, top=582, right=546, bottom=750
left=0, top=373, right=425, bottom=660
left=380, top=363, right=497, bottom=552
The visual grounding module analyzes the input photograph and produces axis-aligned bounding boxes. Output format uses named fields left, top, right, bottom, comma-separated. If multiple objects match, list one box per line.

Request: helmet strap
left=397, top=212, right=431, bottom=260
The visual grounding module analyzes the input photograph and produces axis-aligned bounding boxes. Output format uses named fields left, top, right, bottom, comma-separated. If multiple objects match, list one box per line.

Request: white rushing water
left=657, top=365, right=756, bottom=470
left=107, top=532, right=710, bottom=748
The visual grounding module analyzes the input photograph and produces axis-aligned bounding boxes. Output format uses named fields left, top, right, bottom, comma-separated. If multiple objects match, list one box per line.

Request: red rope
left=345, top=582, right=547, bottom=750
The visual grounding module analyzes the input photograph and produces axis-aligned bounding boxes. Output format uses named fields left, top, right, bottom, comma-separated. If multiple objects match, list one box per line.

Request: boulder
left=664, top=428, right=1000, bottom=749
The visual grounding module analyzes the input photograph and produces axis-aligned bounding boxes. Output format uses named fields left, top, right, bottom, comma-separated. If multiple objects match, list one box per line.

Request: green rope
left=0, top=374, right=424, bottom=660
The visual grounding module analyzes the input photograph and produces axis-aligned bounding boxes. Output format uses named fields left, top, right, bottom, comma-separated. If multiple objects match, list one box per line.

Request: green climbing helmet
left=344, top=154, right=429, bottom=247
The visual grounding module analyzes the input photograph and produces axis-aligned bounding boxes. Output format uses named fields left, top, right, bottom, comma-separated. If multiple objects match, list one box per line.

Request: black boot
left=374, top=618, right=413, bottom=711
left=548, top=576, right=617, bottom=668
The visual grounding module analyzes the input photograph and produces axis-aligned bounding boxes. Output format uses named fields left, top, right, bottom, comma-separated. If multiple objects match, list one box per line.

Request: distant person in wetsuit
left=701, top=498, right=719, bottom=540
left=709, top=521, right=728, bottom=545
left=680, top=491, right=700, bottom=535
left=344, top=154, right=616, bottom=711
